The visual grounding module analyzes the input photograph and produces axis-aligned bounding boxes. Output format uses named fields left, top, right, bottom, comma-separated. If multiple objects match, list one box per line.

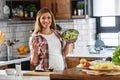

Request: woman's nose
left=44, top=19, right=49, bottom=22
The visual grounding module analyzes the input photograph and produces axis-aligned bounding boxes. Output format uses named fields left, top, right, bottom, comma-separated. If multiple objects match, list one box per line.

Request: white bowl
left=5, top=68, right=16, bottom=75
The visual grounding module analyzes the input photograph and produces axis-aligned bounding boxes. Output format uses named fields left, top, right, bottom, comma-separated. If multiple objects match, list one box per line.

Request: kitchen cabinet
left=40, top=0, right=71, bottom=19
left=66, top=57, right=99, bottom=68
left=6, top=0, right=40, bottom=20
left=30, top=64, right=36, bottom=70
left=66, top=57, right=79, bottom=68
left=8, top=61, right=30, bottom=70
left=0, top=65, right=8, bottom=70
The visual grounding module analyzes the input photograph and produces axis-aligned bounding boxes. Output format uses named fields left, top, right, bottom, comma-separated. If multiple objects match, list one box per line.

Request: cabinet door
left=40, top=0, right=53, bottom=10
left=40, top=0, right=71, bottom=19
left=0, top=65, right=8, bottom=70
left=55, top=0, right=71, bottom=19
left=66, top=57, right=80, bottom=68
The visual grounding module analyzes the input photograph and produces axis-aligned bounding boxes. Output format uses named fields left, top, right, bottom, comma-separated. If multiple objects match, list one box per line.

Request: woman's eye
left=42, top=17, right=45, bottom=19
left=41, top=16, right=51, bottom=20
left=48, top=17, right=51, bottom=19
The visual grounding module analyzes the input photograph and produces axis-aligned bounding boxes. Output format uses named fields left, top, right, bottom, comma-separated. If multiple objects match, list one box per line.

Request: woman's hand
left=32, top=39, right=39, bottom=54
left=30, top=39, right=39, bottom=65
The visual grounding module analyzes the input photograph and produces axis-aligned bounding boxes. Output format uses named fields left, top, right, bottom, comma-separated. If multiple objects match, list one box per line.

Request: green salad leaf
left=112, top=45, right=120, bottom=65
left=62, top=29, right=79, bottom=42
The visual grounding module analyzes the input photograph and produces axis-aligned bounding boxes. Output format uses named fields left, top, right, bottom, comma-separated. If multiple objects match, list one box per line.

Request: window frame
left=96, top=16, right=120, bottom=46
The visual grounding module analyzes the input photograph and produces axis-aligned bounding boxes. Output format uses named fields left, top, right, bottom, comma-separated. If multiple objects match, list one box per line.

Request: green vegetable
left=62, top=29, right=79, bottom=41
left=112, top=45, right=120, bottom=65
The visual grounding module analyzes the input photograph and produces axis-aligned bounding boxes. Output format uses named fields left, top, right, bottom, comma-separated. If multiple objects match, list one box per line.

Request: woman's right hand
left=32, top=39, right=39, bottom=54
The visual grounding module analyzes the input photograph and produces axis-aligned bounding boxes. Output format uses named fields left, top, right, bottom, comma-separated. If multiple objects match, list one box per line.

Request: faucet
left=5, top=39, right=19, bottom=60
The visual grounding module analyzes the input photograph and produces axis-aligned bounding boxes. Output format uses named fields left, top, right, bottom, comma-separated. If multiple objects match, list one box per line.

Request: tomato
left=84, top=62, right=91, bottom=67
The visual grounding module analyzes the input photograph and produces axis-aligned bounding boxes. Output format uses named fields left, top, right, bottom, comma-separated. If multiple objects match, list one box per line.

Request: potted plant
left=26, top=4, right=37, bottom=17
left=77, top=2, right=84, bottom=16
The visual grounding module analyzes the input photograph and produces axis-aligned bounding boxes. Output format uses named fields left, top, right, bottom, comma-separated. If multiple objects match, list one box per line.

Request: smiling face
left=33, top=8, right=56, bottom=34
left=40, top=12, right=52, bottom=30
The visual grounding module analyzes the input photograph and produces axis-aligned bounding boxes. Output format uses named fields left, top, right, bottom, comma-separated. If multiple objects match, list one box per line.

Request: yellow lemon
left=80, top=58, right=87, bottom=64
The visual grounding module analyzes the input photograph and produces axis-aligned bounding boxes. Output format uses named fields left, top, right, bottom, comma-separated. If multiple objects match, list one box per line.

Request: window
left=96, top=17, right=120, bottom=47
left=99, top=33, right=118, bottom=46
left=101, top=17, right=115, bottom=27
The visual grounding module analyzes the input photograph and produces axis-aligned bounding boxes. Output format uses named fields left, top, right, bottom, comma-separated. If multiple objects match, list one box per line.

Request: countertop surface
left=50, top=67, right=120, bottom=80
left=67, top=48, right=114, bottom=58
left=0, top=70, right=50, bottom=80
left=0, top=54, right=30, bottom=66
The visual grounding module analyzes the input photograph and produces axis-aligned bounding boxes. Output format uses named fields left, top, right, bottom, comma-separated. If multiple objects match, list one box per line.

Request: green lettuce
left=112, top=45, right=120, bottom=65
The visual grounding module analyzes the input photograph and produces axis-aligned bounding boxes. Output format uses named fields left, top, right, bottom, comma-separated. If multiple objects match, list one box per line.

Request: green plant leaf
left=26, top=4, right=37, bottom=12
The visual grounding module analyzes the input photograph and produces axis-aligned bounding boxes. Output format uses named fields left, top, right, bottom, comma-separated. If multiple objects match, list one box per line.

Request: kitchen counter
left=0, top=70, right=50, bottom=80
left=0, top=56, right=30, bottom=66
left=67, top=48, right=114, bottom=58
left=50, top=67, right=120, bottom=80
left=0, top=48, right=114, bottom=67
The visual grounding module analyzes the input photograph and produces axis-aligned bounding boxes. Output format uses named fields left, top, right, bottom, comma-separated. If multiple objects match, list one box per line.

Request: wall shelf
left=6, top=0, right=40, bottom=20
left=71, top=0, right=89, bottom=19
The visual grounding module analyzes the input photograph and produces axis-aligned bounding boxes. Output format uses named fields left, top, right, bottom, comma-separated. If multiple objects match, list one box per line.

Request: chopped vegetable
left=62, top=29, right=79, bottom=42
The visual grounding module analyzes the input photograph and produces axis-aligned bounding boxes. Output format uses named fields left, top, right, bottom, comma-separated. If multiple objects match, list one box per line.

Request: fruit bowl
left=62, top=29, right=79, bottom=42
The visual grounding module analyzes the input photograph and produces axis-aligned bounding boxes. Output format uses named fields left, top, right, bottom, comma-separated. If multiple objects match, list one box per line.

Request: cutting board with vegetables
left=23, top=71, right=55, bottom=76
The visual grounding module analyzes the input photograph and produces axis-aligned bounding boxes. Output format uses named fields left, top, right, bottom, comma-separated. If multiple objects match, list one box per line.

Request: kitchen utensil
left=94, top=39, right=105, bottom=53
left=62, top=29, right=79, bottom=42
left=0, top=31, right=6, bottom=45
left=15, top=62, right=22, bottom=76
left=95, top=40, right=105, bottom=48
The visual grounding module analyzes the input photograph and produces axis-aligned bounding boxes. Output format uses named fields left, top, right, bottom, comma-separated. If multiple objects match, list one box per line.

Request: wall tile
left=0, top=18, right=96, bottom=57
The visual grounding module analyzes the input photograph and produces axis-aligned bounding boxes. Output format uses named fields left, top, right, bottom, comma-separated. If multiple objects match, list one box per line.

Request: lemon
left=80, top=58, right=87, bottom=64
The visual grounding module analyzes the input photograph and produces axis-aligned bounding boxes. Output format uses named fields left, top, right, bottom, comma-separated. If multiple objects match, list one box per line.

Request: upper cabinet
left=93, top=0, right=120, bottom=16
left=5, top=0, right=90, bottom=20
left=6, top=0, right=40, bottom=20
left=40, top=0, right=71, bottom=19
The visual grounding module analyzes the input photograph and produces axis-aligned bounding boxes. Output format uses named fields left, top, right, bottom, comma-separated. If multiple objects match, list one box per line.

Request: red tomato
left=84, top=62, right=91, bottom=67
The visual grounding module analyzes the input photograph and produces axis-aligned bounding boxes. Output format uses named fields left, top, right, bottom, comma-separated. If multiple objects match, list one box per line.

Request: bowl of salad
left=62, top=29, right=79, bottom=42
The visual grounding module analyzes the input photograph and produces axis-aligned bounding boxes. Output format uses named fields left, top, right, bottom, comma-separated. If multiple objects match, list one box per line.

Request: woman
left=29, top=7, right=73, bottom=71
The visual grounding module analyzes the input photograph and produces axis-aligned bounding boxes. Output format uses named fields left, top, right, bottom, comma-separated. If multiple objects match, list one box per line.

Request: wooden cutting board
left=23, top=71, right=55, bottom=76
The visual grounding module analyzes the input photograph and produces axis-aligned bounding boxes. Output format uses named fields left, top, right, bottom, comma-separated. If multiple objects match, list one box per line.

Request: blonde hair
left=33, top=7, right=56, bottom=34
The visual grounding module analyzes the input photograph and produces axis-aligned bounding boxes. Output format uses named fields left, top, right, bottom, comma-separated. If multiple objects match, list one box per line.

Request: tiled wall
left=0, top=18, right=96, bottom=57
left=0, top=20, right=35, bottom=57
left=57, top=18, right=96, bottom=54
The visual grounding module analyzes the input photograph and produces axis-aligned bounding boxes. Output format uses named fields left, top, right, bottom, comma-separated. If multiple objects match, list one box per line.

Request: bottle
left=74, top=9, right=77, bottom=15
left=15, top=62, right=22, bottom=76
